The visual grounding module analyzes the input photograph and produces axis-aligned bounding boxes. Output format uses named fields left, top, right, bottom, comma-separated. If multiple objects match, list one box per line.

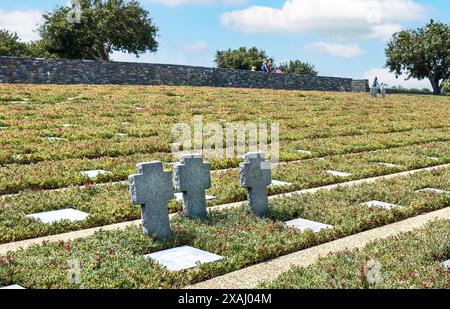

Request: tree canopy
left=442, top=78, right=450, bottom=93
left=215, top=47, right=273, bottom=71
left=385, top=20, right=450, bottom=94
left=38, top=0, right=159, bottom=61
left=277, top=60, right=318, bottom=76
left=0, top=30, right=27, bottom=57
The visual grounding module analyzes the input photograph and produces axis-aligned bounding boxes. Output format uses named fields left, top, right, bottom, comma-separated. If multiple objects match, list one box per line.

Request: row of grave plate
left=27, top=188, right=450, bottom=224
left=0, top=223, right=450, bottom=290
left=18, top=188, right=449, bottom=278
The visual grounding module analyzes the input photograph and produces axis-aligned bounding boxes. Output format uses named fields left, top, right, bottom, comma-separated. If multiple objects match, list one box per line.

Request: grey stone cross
left=240, top=152, right=272, bottom=216
left=174, top=154, right=211, bottom=219
left=129, top=161, right=174, bottom=240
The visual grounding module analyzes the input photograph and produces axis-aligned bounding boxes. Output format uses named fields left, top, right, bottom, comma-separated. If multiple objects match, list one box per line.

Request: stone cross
left=129, top=161, right=174, bottom=240
left=174, top=154, right=211, bottom=219
left=239, top=152, right=272, bottom=216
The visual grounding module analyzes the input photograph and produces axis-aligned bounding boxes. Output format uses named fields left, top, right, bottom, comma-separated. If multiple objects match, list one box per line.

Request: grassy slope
left=260, top=220, right=450, bottom=289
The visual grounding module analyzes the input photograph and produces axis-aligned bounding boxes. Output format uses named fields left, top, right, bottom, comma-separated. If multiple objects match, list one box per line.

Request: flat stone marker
left=326, top=170, right=352, bottom=177
left=0, top=126, right=7, bottom=130
left=270, top=180, right=293, bottom=187
left=47, top=136, right=63, bottom=141
left=363, top=201, right=403, bottom=210
left=174, top=193, right=216, bottom=202
left=443, top=259, right=450, bottom=269
left=80, top=170, right=110, bottom=179
left=415, top=188, right=450, bottom=194
left=62, top=124, right=74, bottom=128
left=0, top=284, right=25, bottom=289
left=297, top=150, right=312, bottom=155
left=145, top=246, right=223, bottom=272
left=285, top=218, right=333, bottom=233
left=240, top=152, right=272, bottom=216
left=378, top=162, right=402, bottom=168
left=116, top=133, right=127, bottom=137
left=129, top=161, right=174, bottom=240
left=427, top=157, right=440, bottom=161
left=27, top=208, right=89, bottom=224
left=174, top=154, right=211, bottom=219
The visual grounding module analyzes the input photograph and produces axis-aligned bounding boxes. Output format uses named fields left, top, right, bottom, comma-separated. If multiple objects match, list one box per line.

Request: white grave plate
left=270, top=180, right=293, bottom=187
left=0, top=127, right=7, bottom=130
left=443, top=260, right=450, bottom=269
left=0, top=284, right=25, bottom=289
left=427, top=157, right=440, bottom=161
left=363, top=201, right=403, bottom=210
left=415, top=188, right=450, bottom=194
left=80, top=170, right=110, bottom=179
left=175, top=193, right=216, bottom=202
left=326, top=170, right=352, bottom=177
left=297, top=150, right=312, bottom=155
left=285, top=218, right=333, bottom=233
left=116, top=133, right=127, bottom=137
left=145, top=246, right=224, bottom=271
left=62, top=124, right=74, bottom=128
left=47, top=136, right=62, bottom=141
left=378, top=162, right=402, bottom=168
left=27, top=208, right=89, bottom=224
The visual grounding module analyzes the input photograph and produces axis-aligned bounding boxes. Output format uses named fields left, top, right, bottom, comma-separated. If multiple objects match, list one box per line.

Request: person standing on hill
left=262, top=60, right=269, bottom=73
left=372, top=77, right=380, bottom=89
left=371, top=76, right=380, bottom=97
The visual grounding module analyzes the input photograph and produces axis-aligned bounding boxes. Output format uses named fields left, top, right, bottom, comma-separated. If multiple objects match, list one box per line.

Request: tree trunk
left=428, top=76, right=441, bottom=95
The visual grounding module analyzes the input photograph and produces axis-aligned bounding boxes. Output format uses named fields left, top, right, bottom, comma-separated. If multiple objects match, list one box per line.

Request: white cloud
left=0, top=10, right=43, bottom=42
left=147, top=0, right=247, bottom=7
left=221, top=0, right=425, bottom=41
left=182, top=41, right=208, bottom=55
left=363, top=68, right=431, bottom=90
left=305, top=42, right=364, bottom=58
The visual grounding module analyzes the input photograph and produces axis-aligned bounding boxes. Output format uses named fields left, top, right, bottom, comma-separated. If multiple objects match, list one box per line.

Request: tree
left=277, top=60, right=318, bottom=76
left=23, top=40, right=56, bottom=58
left=385, top=20, right=450, bottom=95
left=442, top=78, right=450, bottom=93
left=38, top=0, right=159, bottom=61
left=0, top=29, right=27, bottom=56
left=215, top=47, right=273, bottom=71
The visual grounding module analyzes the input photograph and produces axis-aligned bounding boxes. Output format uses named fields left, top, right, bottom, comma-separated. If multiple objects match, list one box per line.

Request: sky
left=0, top=0, right=449, bottom=89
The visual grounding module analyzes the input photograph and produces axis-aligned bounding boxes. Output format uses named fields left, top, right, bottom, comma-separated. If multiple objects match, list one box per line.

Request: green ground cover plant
left=0, top=141, right=448, bottom=243
left=1, top=84, right=449, bottom=166
left=0, top=140, right=448, bottom=195
left=260, top=220, right=450, bottom=289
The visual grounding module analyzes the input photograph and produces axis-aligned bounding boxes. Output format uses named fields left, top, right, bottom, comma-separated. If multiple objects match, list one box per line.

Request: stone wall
left=351, top=79, right=370, bottom=92
left=0, top=56, right=369, bottom=92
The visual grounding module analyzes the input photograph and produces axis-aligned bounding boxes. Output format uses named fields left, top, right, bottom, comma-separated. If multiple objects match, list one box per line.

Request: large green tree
left=277, top=60, right=318, bottom=76
left=0, top=29, right=27, bottom=57
left=215, top=47, right=273, bottom=71
left=38, top=0, right=158, bottom=61
left=385, top=20, right=450, bottom=95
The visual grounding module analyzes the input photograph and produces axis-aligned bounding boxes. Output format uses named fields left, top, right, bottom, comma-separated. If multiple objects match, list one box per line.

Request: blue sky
left=0, top=0, right=449, bottom=88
